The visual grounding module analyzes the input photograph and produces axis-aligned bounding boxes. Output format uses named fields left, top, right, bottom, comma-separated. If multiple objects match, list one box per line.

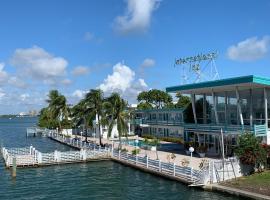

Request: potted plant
left=197, top=145, right=208, bottom=158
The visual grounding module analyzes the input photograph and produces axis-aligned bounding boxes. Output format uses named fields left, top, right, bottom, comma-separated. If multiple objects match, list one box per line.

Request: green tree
left=175, top=93, right=191, bottom=109
left=84, top=89, right=105, bottom=146
left=104, top=93, right=129, bottom=149
left=183, top=97, right=212, bottom=123
left=137, top=102, right=153, bottom=110
left=46, top=90, right=71, bottom=131
left=137, top=89, right=173, bottom=109
left=72, top=99, right=95, bottom=142
left=38, top=107, right=58, bottom=128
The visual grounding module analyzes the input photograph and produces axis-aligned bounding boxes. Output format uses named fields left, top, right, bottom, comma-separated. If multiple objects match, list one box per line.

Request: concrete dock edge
left=203, top=184, right=270, bottom=200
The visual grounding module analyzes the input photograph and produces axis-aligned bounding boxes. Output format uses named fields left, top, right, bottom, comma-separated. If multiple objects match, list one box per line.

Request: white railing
left=1, top=145, right=111, bottom=167
left=110, top=149, right=203, bottom=184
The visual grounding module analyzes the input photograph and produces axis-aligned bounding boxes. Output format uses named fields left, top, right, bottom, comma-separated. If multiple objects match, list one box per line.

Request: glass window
left=252, top=88, right=265, bottom=125
left=239, top=89, right=251, bottom=125
left=227, top=91, right=238, bottom=125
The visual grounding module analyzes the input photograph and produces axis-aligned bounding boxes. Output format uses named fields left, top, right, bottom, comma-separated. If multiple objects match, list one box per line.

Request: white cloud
left=114, top=0, right=160, bottom=34
left=20, top=93, right=30, bottom=101
left=138, top=58, right=155, bottom=76
left=8, top=76, right=27, bottom=88
left=140, top=58, right=155, bottom=68
left=72, top=89, right=87, bottom=99
left=0, top=62, right=9, bottom=85
left=99, top=62, right=148, bottom=103
left=0, top=89, right=6, bottom=99
left=10, top=46, right=68, bottom=83
left=61, top=78, right=72, bottom=85
left=227, top=36, right=270, bottom=61
left=72, top=66, right=90, bottom=76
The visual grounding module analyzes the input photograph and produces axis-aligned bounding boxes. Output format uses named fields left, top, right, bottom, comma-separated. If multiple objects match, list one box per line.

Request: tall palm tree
left=72, top=99, right=95, bottom=142
left=46, top=90, right=70, bottom=132
left=105, top=93, right=129, bottom=149
left=84, top=89, right=105, bottom=146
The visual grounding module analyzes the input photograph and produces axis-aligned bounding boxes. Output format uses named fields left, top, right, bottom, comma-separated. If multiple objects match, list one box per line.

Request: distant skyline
left=0, top=0, right=269, bottom=114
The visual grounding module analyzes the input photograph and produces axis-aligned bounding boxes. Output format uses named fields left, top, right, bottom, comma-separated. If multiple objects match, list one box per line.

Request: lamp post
left=135, top=139, right=139, bottom=149
left=189, top=146, right=194, bottom=182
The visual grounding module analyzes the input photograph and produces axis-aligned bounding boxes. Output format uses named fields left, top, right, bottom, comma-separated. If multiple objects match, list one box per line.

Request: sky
left=0, top=0, right=270, bottom=114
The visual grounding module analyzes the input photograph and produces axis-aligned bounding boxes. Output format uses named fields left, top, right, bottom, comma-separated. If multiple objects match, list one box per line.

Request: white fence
left=111, top=150, right=205, bottom=184
left=209, top=157, right=242, bottom=183
left=3, top=129, right=243, bottom=186
left=48, top=132, right=242, bottom=185
left=1, top=145, right=111, bottom=167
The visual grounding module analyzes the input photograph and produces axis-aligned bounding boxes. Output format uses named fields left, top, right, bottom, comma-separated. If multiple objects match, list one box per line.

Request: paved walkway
left=208, top=184, right=270, bottom=200
left=74, top=135, right=218, bottom=170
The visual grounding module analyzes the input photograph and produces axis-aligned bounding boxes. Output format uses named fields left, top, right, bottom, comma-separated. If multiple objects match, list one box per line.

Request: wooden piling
left=12, top=157, right=16, bottom=178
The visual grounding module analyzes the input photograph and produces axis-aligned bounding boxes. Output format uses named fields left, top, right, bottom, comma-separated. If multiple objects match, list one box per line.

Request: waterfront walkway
left=1, top=128, right=244, bottom=186
left=1, top=131, right=207, bottom=185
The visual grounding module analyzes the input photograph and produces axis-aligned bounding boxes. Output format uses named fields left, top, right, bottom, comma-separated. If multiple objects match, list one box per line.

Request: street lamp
left=189, top=146, right=194, bottom=181
left=135, top=139, right=139, bottom=149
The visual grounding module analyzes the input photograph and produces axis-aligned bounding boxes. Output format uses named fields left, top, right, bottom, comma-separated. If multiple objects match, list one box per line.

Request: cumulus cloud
left=72, top=89, right=87, bottom=99
left=72, top=66, right=90, bottom=76
left=227, top=36, right=270, bottom=61
left=99, top=62, right=148, bottom=103
left=0, top=89, right=6, bottom=99
left=61, top=78, right=72, bottom=85
left=0, top=62, right=9, bottom=85
left=114, top=0, right=160, bottom=34
left=20, top=93, right=30, bottom=101
left=8, top=76, right=27, bottom=88
left=141, top=58, right=155, bottom=68
left=10, top=46, right=68, bottom=83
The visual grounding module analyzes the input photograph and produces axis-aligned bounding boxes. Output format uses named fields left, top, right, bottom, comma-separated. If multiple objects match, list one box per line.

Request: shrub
left=234, top=133, right=267, bottom=172
left=184, top=141, right=194, bottom=150
left=197, top=145, right=208, bottom=153
left=121, top=148, right=128, bottom=153
left=141, top=134, right=183, bottom=144
left=131, top=149, right=140, bottom=155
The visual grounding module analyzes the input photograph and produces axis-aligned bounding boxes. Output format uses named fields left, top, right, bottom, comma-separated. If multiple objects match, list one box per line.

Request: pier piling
left=12, top=157, right=16, bottom=178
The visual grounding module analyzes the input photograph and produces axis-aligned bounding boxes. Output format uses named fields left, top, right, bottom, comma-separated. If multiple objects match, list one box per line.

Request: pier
left=0, top=128, right=242, bottom=186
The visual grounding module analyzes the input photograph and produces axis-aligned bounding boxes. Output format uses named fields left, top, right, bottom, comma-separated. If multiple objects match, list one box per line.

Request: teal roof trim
left=166, top=75, right=270, bottom=93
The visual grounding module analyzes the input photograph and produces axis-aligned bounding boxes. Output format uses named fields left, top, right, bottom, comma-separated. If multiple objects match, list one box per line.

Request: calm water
left=0, top=117, right=242, bottom=200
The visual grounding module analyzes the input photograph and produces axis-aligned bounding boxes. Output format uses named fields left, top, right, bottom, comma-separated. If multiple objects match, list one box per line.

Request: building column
left=225, top=92, right=228, bottom=125
left=264, top=88, right=270, bottom=144
left=235, top=87, right=244, bottom=127
left=191, top=93, right=197, bottom=124
left=203, top=94, right=207, bottom=124
left=249, top=89, right=253, bottom=128
left=212, top=90, right=219, bottom=125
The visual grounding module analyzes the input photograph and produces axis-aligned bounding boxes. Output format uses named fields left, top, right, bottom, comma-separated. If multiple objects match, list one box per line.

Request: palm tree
left=84, top=89, right=105, bottom=146
left=72, top=99, right=95, bottom=142
left=46, top=90, right=70, bottom=132
left=105, top=93, right=129, bottom=150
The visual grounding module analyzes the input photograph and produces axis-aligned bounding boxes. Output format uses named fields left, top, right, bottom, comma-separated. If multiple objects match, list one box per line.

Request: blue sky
left=0, top=0, right=269, bottom=114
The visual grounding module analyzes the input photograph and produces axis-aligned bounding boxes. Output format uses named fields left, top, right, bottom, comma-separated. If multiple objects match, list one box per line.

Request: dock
left=1, top=128, right=241, bottom=186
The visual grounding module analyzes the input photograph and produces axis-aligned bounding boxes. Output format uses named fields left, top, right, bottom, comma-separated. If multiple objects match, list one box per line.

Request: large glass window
left=205, top=94, right=214, bottom=124
left=252, top=88, right=265, bottom=125
left=216, top=92, right=226, bottom=124
left=227, top=91, right=238, bottom=125
left=239, top=89, right=251, bottom=125
left=195, top=94, right=204, bottom=123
